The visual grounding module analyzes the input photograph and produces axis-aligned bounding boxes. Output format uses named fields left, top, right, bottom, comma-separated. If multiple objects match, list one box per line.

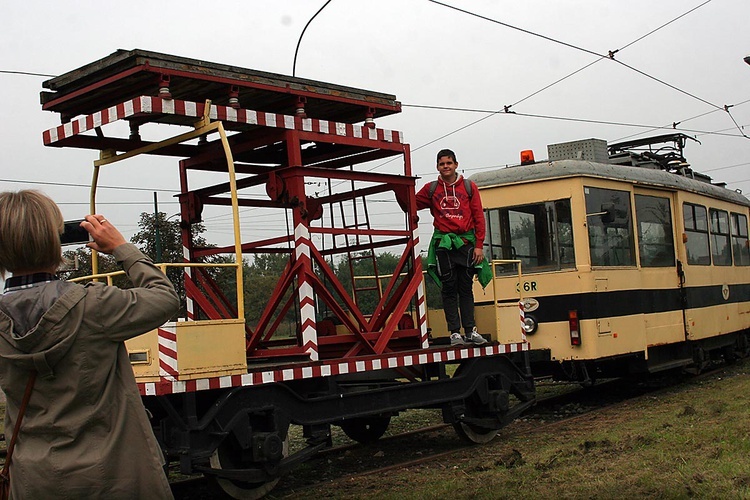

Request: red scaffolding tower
left=41, top=49, right=429, bottom=365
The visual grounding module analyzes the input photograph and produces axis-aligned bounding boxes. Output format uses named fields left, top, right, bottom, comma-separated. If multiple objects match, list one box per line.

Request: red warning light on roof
left=520, top=150, right=535, bottom=165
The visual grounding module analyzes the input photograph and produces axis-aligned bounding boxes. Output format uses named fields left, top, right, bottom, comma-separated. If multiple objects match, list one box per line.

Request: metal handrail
left=68, top=261, right=240, bottom=286
left=84, top=99, right=245, bottom=318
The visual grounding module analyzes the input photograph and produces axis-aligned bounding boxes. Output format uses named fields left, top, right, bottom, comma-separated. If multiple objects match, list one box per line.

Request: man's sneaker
left=465, top=327, right=488, bottom=345
left=450, top=332, right=466, bottom=346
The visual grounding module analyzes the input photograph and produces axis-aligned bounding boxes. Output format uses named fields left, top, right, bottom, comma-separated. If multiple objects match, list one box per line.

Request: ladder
left=336, top=180, right=382, bottom=314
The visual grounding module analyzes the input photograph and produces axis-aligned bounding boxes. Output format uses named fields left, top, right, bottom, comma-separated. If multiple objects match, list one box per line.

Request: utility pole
left=154, top=192, right=162, bottom=263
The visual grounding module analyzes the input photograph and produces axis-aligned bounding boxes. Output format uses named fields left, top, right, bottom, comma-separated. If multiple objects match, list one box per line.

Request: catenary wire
left=0, top=177, right=180, bottom=193
left=362, top=0, right=735, bottom=181
left=494, top=0, right=712, bottom=111
left=427, top=1, right=748, bottom=140
left=613, top=98, right=750, bottom=143
left=402, top=104, right=748, bottom=139
left=0, top=70, right=55, bottom=78
left=429, top=0, right=722, bottom=111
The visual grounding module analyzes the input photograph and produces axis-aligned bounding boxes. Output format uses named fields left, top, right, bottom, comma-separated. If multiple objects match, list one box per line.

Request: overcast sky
left=1, top=0, right=749, bottom=256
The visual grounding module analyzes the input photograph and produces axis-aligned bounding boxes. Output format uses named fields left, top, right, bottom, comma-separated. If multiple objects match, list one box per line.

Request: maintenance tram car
left=460, top=134, right=750, bottom=384
left=40, top=50, right=534, bottom=498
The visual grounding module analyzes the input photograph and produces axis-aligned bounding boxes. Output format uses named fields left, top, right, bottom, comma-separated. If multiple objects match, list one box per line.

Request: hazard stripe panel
left=42, top=96, right=404, bottom=146
left=138, top=342, right=529, bottom=396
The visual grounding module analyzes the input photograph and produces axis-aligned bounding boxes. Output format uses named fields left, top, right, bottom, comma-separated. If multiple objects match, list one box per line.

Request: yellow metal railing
left=68, top=262, right=241, bottom=322
left=84, top=100, right=245, bottom=318
left=354, top=260, right=526, bottom=343
left=490, top=259, right=525, bottom=342
left=68, top=262, right=239, bottom=286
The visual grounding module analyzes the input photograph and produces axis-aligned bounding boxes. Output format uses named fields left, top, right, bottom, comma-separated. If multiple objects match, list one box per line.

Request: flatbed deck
left=41, top=49, right=401, bottom=123
left=141, top=340, right=529, bottom=396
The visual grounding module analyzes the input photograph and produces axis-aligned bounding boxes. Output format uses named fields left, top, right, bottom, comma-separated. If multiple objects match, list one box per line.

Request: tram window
left=683, top=203, right=710, bottom=265
left=585, top=187, right=635, bottom=267
left=635, top=195, right=675, bottom=267
left=709, top=209, right=731, bottom=266
left=484, top=199, right=575, bottom=274
left=731, top=212, right=750, bottom=266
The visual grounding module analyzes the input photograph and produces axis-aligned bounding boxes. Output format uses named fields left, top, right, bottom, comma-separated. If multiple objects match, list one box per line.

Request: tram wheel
left=208, top=430, right=289, bottom=500
left=340, top=415, right=391, bottom=444
left=452, top=422, right=498, bottom=444
left=449, top=361, right=512, bottom=445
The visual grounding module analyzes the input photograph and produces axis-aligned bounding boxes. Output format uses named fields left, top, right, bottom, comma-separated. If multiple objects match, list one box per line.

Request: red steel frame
left=41, top=55, right=530, bottom=398
left=177, top=118, right=427, bottom=362
left=44, top=93, right=427, bottom=363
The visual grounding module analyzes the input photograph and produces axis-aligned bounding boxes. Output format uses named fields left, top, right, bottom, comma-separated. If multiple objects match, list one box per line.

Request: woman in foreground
left=0, top=190, right=179, bottom=499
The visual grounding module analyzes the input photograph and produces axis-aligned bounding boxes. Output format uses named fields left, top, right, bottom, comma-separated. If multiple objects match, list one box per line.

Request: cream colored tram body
left=470, top=136, right=750, bottom=382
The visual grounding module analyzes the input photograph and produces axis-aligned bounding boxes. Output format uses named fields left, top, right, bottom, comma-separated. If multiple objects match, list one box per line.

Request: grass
left=4, top=364, right=748, bottom=499
left=294, top=363, right=750, bottom=499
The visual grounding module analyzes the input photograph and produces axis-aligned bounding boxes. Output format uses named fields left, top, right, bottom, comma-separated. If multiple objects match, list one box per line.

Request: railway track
left=171, top=366, right=720, bottom=499
left=0, top=367, right=720, bottom=499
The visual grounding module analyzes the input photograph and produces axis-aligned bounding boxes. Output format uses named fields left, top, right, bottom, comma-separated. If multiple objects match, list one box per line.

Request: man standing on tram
left=416, top=149, right=491, bottom=346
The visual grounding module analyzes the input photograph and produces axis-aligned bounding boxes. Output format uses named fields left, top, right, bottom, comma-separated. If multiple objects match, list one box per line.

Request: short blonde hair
left=0, top=190, right=64, bottom=276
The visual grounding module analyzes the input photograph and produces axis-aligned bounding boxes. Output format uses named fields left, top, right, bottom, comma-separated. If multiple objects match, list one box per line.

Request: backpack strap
left=428, top=178, right=473, bottom=199
left=428, top=180, right=438, bottom=198
left=464, top=178, right=473, bottom=198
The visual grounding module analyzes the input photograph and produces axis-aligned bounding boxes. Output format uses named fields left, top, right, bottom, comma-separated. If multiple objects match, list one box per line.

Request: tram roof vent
left=547, top=138, right=609, bottom=164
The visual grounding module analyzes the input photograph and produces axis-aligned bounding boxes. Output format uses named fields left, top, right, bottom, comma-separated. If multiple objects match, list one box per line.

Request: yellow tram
left=464, top=135, right=750, bottom=382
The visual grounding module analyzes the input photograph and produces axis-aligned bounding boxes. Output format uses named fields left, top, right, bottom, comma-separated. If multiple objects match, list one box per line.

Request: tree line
left=61, top=212, right=442, bottom=329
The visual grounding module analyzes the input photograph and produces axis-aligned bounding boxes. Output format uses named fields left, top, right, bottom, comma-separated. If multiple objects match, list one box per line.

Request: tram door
left=634, top=192, right=685, bottom=344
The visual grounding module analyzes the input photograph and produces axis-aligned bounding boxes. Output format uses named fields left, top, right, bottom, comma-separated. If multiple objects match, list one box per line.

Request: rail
left=353, top=259, right=527, bottom=342
left=490, top=259, right=526, bottom=342
left=83, top=99, right=245, bottom=318
left=68, top=261, right=240, bottom=286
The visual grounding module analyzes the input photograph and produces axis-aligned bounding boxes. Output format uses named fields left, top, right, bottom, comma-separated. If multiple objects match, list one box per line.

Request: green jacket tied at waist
left=425, top=229, right=492, bottom=289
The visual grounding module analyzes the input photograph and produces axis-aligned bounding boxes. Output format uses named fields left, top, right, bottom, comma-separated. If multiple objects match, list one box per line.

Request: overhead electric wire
left=56, top=201, right=179, bottom=206
left=426, top=1, right=749, bottom=140
left=428, top=0, right=602, bottom=59
left=0, top=177, right=180, bottom=193
left=373, top=0, right=738, bottom=182
left=613, top=98, right=750, bottom=143
left=403, top=104, right=747, bottom=138
left=429, top=0, right=722, bottom=111
left=510, top=59, right=601, bottom=109
left=702, top=161, right=750, bottom=173
left=0, top=70, right=55, bottom=78
left=463, top=0, right=711, bottom=111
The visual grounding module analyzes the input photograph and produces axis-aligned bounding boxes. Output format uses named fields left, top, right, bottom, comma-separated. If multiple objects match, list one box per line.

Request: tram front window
left=484, top=199, right=575, bottom=274
left=585, top=187, right=636, bottom=267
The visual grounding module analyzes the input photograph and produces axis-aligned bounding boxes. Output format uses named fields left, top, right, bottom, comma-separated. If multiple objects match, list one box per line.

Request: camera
left=61, top=219, right=91, bottom=246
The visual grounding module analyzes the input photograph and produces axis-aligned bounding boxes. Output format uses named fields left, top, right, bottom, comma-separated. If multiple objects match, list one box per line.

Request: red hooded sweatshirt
left=416, top=175, right=485, bottom=249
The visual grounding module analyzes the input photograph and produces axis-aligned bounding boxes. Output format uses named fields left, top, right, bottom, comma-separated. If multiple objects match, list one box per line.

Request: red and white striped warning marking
left=43, top=96, right=404, bottom=146
left=294, top=223, right=318, bottom=361
left=138, top=341, right=529, bottom=396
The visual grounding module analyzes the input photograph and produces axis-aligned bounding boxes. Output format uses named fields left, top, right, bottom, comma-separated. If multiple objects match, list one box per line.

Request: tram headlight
left=522, top=314, right=538, bottom=334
